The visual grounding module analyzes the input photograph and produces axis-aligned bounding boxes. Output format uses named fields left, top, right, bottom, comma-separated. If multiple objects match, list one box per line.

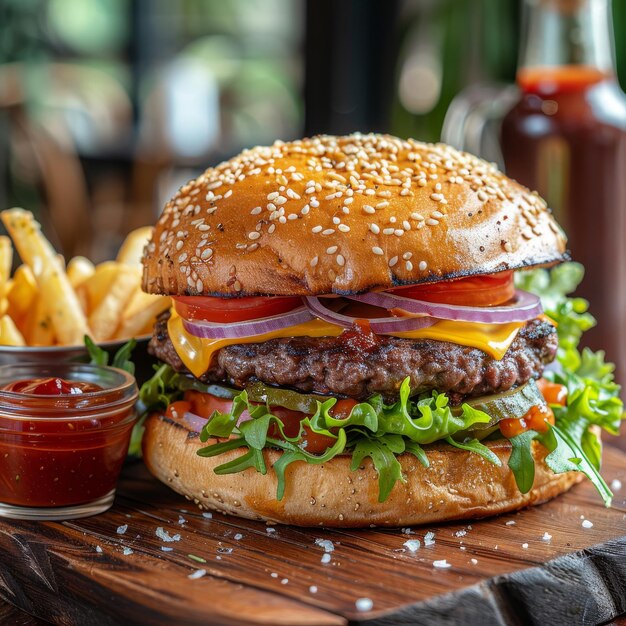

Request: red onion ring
left=182, top=306, right=314, bottom=340
left=345, top=289, right=542, bottom=324
left=182, top=410, right=251, bottom=434
left=304, top=296, right=438, bottom=334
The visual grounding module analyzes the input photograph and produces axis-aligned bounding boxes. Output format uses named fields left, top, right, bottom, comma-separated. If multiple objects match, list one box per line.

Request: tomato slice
left=184, top=390, right=235, bottom=418
left=173, top=295, right=302, bottom=323
left=270, top=406, right=336, bottom=455
left=391, top=271, right=515, bottom=307
left=536, top=378, right=568, bottom=406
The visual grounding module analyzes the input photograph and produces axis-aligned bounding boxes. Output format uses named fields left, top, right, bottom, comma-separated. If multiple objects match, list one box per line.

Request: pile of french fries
left=0, top=208, right=170, bottom=347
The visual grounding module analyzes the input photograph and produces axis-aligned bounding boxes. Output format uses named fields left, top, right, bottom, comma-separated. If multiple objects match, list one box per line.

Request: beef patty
left=149, top=313, right=557, bottom=402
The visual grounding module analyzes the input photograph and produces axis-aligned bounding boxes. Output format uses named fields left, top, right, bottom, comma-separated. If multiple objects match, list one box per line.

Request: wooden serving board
left=0, top=446, right=625, bottom=626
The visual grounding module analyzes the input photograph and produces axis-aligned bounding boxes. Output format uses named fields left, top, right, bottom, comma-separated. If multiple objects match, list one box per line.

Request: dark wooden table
left=0, top=446, right=625, bottom=626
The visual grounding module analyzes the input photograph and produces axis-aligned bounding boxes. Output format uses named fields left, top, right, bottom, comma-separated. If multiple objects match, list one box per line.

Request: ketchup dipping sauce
left=0, top=363, right=138, bottom=520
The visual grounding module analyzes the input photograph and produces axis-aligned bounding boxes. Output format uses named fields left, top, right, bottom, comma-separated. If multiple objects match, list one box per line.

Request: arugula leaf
left=85, top=335, right=108, bottom=366
left=538, top=424, right=613, bottom=506
left=444, top=436, right=502, bottom=466
left=351, top=437, right=405, bottom=502
left=507, top=431, right=538, bottom=493
left=85, top=335, right=136, bottom=374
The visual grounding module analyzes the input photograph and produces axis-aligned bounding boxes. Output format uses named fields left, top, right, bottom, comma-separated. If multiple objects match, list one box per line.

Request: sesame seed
left=278, top=216, right=287, bottom=224
left=196, top=279, right=203, bottom=291
left=248, top=232, right=261, bottom=240
left=418, top=179, right=427, bottom=186
left=322, top=229, right=335, bottom=236
left=430, top=193, right=443, bottom=201
left=406, top=261, right=413, bottom=271
left=336, top=254, right=345, bottom=266
left=477, top=190, right=489, bottom=201
left=176, top=240, right=184, bottom=251
left=286, top=189, right=300, bottom=199
left=310, top=256, right=318, bottom=267
left=383, top=228, right=394, bottom=235
left=198, top=224, right=210, bottom=231
left=432, top=210, right=445, bottom=219
left=268, top=224, right=276, bottom=234
left=411, top=212, right=424, bottom=221
left=250, top=207, right=262, bottom=215
left=312, top=225, right=322, bottom=233
left=338, top=224, right=350, bottom=232
left=233, top=280, right=242, bottom=292
left=503, top=241, right=513, bottom=252
left=288, top=213, right=298, bottom=220
left=403, top=220, right=411, bottom=230
left=178, top=253, right=188, bottom=263
left=267, top=191, right=279, bottom=200
left=301, top=204, right=310, bottom=215
left=394, top=229, right=404, bottom=237
left=419, top=261, right=427, bottom=271
left=389, top=256, right=398, bottom=267
left=370, top=223, right=380, bottom=234
left=426, top=218, right=439, bottom=226
left=224, top=189, right=233, bottom=198
left=363, top=205, right=376, bottom=214
left=403, top=252, right=412, bottom=260
left=200, top=248, right=213, bottom=260
left=274, top=196, right=287, bottom=205
left=326, top=246, right=338, bottom=254
left=376, top=201, right=389, bottom=209
left=372, top=246, right=384, bottom=256
left=332, top=216, right=340, bottom=224
left=343, top=197, right=354, bottom=205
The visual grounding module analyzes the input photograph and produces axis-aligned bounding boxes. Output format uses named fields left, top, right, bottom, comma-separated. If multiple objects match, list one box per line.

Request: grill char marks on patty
left=149, top=313, right=557, bottom=402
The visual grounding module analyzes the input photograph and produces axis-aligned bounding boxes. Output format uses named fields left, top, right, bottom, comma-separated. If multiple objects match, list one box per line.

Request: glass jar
left=0, top=363, right=138, bottom=520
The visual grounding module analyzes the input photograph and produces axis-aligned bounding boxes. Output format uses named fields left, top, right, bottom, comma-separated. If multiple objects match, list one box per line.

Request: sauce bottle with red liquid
left=500, top=0, right=626, bottom=386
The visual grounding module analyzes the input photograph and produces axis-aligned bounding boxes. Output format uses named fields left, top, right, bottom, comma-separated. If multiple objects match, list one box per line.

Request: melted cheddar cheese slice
left=167, top=310, right=525, bottom=379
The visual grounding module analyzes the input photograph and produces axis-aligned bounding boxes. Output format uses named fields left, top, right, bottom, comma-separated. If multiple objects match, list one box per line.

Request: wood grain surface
left=0, top=445, right=624, bottom=626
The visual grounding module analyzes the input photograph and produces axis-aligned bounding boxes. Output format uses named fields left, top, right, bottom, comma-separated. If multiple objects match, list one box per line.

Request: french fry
left=38, top=267, right=89, bottom=345
left=25, top=294, right=55, bottom=346
left=116, top=289, right=170, bottom=339
left=1, top=209, right=63, bottom=278
left=67, top=256, right=95, bottom=288
left=0, top=315, right=25, bottom=346
left=116, top=226, right=153, bottom=267
left=77, top=261, right=122, bottom=314
left=88, top=267, right=140, bottom=341
left=7, top=265, right=37, bottom=331
left=0, top=236, right=12, bottom=292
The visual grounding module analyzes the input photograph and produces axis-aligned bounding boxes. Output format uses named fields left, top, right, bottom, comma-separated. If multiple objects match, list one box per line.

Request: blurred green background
left=0, top=0, right=624, bottom=258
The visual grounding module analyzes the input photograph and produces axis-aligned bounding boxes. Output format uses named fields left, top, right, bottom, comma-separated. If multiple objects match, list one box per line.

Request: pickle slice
left=453, top=379, right=545, bottom=430
left=245, top=382, right=331, bottom=414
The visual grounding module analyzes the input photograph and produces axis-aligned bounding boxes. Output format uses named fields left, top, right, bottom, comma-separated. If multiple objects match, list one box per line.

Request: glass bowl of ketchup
left=0, top=363, right=138, bottom=520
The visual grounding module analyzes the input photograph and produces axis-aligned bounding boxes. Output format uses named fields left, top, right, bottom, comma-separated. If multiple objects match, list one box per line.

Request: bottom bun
left=142, top=413, right=583, bottom=527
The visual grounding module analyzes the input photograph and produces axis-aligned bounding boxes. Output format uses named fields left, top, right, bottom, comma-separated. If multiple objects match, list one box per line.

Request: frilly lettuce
left=197, top=378, right=492, bottom=502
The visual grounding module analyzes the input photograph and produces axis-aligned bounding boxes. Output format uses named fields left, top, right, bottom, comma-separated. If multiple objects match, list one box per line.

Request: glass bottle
left=500, top=0, right=626, bottom=386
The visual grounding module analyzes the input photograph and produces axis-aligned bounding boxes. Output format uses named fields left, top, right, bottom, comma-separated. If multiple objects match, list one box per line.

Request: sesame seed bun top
left=141, top=133, right=568, bottom=297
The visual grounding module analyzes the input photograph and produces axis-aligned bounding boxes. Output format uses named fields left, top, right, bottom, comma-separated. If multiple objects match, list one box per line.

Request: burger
left=139, top=133, right=623, bottom=527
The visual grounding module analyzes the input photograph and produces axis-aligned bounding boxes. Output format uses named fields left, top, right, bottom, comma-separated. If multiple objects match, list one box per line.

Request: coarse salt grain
left=123, top=547, right=133, bottom=556
left=315, top=538, right=334, bottom=553
left=611, top=478, right=622, bottom=491
left=280, top=578, right=289, bottom=585
left=95, top=546, right=103, bottom=553
left=582, top=519, right=593, bottom=529
left=471, top=558, right=478, bottom=565
left=505, top=520, right=516, bottom=526
left=188, top=569, right=207, bottom=580
left=117, top=524, right=128, bottom=535
left=309, top=586, right=318, bottom=594
left=156, top=527, right=181, bottom=542
left=542, top=532, right=552, bottom=542
left=355, top=598, right=373, bottom=612
left=433, top=560, right=451, bottom=569
left=424, top=531, right=436, bottom=546
left=404, top=539, right=421, bottom=553
left=202, top=512, right=212, bottom=519
left=321, top=553, right=331, bottom=564
left=161, top=547, right=173, bottom=552
left=234, top=533, right=243, bottom=541
left=522, top=543, right=529, bottom=549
